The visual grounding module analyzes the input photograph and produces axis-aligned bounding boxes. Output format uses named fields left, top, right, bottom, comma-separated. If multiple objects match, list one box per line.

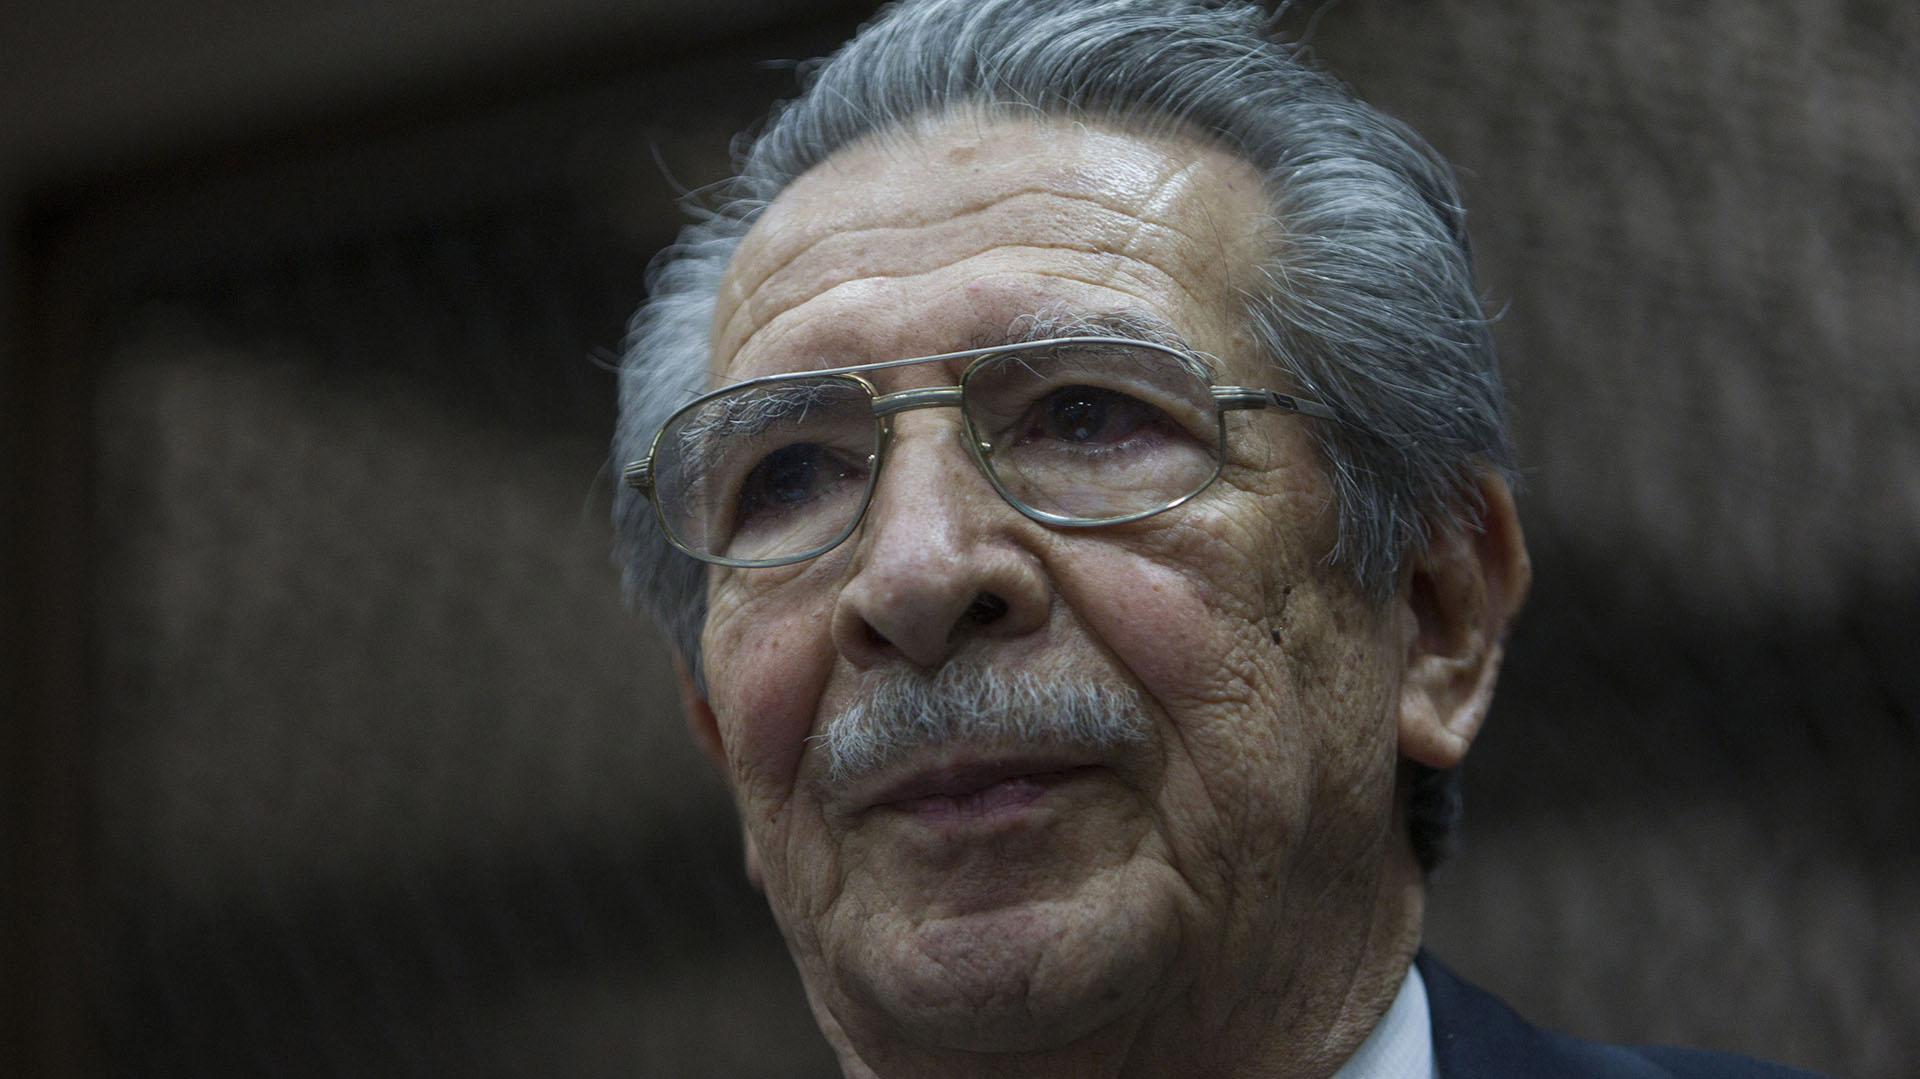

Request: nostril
left=964, top=592, right=1009, bottom=625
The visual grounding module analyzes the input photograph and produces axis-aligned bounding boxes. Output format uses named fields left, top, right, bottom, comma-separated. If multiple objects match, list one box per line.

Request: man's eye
left=737, top=443, right=857, bottom=517
left=1033, top=386, right=1159, bottom=446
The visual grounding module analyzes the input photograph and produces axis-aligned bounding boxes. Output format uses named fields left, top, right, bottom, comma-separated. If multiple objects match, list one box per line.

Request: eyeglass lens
left=653, top=342, right=1224, bottom=565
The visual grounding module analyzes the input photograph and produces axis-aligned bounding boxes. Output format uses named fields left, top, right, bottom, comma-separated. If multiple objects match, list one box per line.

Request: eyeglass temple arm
left=1213, top=387, right=1342, bottom=425
left=623, top=460, right=652, bottom=492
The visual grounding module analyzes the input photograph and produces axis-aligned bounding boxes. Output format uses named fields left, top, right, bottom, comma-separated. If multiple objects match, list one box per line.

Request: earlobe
left=1399, top=642, right=1507, bottom=769
left=1397, top=471, right=1531, bottom=770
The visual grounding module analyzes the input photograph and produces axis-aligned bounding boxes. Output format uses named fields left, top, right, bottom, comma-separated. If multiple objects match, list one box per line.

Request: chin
left=827, top=880, right=1177, bottom=1055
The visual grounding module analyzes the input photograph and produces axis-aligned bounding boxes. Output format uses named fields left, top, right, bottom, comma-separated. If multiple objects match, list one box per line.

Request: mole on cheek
left=1263, top=584, right=1294, bottom=646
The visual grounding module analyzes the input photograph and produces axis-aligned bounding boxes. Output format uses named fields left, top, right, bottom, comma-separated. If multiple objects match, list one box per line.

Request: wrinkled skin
left=674, top=112, right=1530, bottom=1078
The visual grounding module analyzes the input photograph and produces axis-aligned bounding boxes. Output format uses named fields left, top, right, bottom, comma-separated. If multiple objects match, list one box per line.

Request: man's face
left=687, top=114, right=1421, bottom=1059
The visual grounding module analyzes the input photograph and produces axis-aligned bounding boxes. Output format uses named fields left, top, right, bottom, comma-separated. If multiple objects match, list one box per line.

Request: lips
left=867, top=759, right=1092, bottom=825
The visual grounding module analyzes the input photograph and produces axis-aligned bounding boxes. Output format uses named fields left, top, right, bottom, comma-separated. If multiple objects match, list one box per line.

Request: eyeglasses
left=623, top=335, right=1340, bottom=568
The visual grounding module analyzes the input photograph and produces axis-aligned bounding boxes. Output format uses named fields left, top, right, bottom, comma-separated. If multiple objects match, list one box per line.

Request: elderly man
left=612, top=1, right=1812, bottom=1075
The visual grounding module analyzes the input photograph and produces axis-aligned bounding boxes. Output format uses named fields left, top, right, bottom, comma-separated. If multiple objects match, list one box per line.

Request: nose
left=829, top=422, right=1050, bottom=670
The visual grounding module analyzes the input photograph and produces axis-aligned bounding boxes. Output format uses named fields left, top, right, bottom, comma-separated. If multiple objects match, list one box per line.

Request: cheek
left=703, top=593, right=836, bottom=800
left=1060, top=536, right=1270, bottom=711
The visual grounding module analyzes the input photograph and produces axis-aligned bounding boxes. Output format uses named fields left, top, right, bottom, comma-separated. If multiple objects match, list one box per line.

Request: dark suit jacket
left=1418, top=952, right=1823, bottom=1078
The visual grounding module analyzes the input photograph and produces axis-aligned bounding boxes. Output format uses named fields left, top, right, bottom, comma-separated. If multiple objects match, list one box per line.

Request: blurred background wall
left=3, top=1, right=1913, bottom=1076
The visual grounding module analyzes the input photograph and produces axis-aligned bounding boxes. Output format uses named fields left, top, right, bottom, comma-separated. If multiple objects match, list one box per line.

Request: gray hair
left=823, top=665, right=1149, bottom=782
left=613, top=0, right=1515, bottom=871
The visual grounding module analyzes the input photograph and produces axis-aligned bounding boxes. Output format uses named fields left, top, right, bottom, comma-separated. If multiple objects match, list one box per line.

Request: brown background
left=4, top=1, right=1914, bottom=1076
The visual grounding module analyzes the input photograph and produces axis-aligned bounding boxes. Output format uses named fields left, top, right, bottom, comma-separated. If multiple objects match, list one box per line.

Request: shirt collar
left=1331, top=963, right=1437, bottom=1079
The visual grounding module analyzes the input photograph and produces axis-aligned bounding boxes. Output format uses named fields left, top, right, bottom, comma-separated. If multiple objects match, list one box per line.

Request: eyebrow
left=992, top=311, right=1231, bottom=380
left=712, top=309, right=1220, bottom=392
left=679, top=378, right=852, bottom=445
left=992, top=311, right=1196, bottom=353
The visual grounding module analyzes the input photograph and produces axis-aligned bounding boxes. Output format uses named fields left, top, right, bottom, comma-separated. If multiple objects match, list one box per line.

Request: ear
left=1397, top=471, right=1531, bottom=770
left=673, top=654, right=726, bottom=771
left=673, top=655, right=765, bottom=891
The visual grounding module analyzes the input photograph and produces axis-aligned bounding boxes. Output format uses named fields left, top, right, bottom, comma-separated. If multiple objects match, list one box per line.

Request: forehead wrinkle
left=720, top=240, right=1206, bottom=367
left=1109, top=155, right=1215, bottom=268
left=726, top=110, right=1268, bottom=305
left=720, top=252, right=1234, bottom=387
left=719, top=199, right=1244, bottom=365
left=723, top=179, right=1091, bottom=312
left=715, top=117, right=1275, bottom=384
left=725, top=183, right=1207, bottom=325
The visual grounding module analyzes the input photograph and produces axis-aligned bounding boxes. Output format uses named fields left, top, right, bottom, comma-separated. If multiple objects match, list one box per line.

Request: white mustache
left=822, top=665, right=1150, bottom=781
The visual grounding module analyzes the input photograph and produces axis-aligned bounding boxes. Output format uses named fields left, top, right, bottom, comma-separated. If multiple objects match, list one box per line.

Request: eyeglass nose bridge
left=870, top=384, right=966, bottom=419
left=868, top=380, right=998, bottom=459
left=864, top=382, right=999, bottom=497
